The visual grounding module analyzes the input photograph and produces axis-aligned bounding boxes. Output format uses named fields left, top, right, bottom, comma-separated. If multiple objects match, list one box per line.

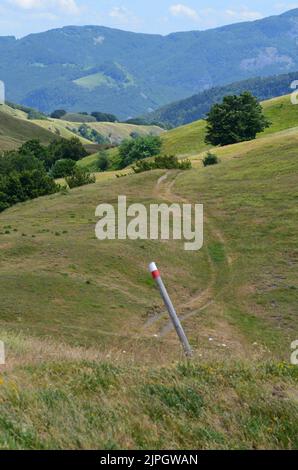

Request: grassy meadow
left=0, top=337, right=297, bottom=449
left=0, top=92, right=297, bottom=449
left=78, top=93, right=298, bottom=171
left=0, top=106, right=54, bottom=151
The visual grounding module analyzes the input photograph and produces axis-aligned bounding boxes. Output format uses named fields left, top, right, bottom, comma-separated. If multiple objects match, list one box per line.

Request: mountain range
left=1, top=8, right=298, bottom=119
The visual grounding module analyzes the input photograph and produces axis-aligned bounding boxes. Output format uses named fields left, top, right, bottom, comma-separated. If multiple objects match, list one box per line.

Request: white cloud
left=109, top=6, right=141, bottom=27
left=58, top=0, right=79, bottom=15
left=109, top=6, right=128, bottom=21
left=9, top=0, right=79, bottom=15
left=11, top=0, right=43, bottom=8
left=274, top=3, right=298, bottom=11
left=225, top=7, right=263, bottom=21
left=169, top=4, right=199, bottom=21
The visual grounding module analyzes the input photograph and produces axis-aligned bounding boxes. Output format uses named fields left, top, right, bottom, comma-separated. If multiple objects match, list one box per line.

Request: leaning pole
left=149, top=262, right=193, bottom=357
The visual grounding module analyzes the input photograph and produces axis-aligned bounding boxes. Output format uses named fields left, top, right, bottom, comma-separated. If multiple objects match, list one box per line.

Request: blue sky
left=0, top=0, right=297, bottom=37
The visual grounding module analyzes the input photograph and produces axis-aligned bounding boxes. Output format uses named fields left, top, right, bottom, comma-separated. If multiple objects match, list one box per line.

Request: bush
left=6, top=102, right=47, bottom=119
left=130, top=131, right=140, bottom=139
left=19, top=140, right=48, bottom=162
left=133, top=154, right=191, bottom=173
left=202, top=152, right=219, bottom=167
left=50, top=159, right=76, bottom=178
left=133, top=160, right=153, bottom=173
left=78, top=124, right=109, bottom=144
left=118, top=135, right=162, bottom=169
left=125, top=118, right=168, bottom=128
left=66, top=168, right=96, bottom=188
left=50, top=109, right=67, bottom=119
left=18, top=138, right=87, bottom=172
left=0, top=151, right=59, bottom=212
left=28, top=109, right=48, bottom=120
left=46, top=138, right=88, bottom=169
left=63, top=113, right=96, bottom=123
left=154, top=155, right=191, bottom=170
left=96, top=151, right=109, bottom=172
left=91, top=112, right=118, bottom=123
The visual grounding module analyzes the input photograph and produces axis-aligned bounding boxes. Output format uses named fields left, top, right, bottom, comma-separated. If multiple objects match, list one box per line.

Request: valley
left=0, top=91, right=297, bottom=449
left=1, top=9, right=298, bottom=118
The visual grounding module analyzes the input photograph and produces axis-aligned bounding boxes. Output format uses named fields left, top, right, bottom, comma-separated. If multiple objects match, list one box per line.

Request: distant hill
left=78, top=93, right=298, bottom=171
left=143, top=71, right=298, bottom=127
left=0, top=104, right=54, bottom=151
left=159, top=93, right=298, bottom=156
left=1, top=9, right=298, bottom=118
left=0, top=103, right=164, bottom=153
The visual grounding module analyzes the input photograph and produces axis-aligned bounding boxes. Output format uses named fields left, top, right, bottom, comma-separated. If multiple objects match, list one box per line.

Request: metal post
left=0, top=341, right=5, bottom=365
left=149, top=262, right=192, bottom=357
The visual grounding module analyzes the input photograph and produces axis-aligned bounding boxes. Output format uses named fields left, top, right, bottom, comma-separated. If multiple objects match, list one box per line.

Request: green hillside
left=0, top=103, right=164, bottom=153
left=162, top=93, right=298, bottom=157
left=79, top=93, right=298, bottom=170
left=1, top=128, right=296, bottom=352
left=0, top=105, right=54, bottom=151
left=161, top=120, right=208, bottom=156
left=33, top=120, right=91, bottom=144
left=0, top=118, right=297, bottom=448
left=56, top=119, right=164, bottom=146
left=261, top=94, right=298, bottom=135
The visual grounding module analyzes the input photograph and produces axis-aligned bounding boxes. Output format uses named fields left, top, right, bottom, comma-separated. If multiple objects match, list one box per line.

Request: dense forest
left=143, top=71, right=298, bottom=127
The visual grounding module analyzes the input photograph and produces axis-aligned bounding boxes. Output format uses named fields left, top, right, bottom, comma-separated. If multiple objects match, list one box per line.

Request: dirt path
left=144, top=171, right=260, bottom=360
left=146, top=170, right=239, bottom=345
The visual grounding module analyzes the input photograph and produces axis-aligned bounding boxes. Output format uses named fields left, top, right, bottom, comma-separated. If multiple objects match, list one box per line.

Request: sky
left=0, top=0, right=297, bottom=37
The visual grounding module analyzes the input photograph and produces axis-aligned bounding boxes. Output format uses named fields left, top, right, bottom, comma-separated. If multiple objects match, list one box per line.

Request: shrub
left=0, top=151, right=59, bottom=213
left=50, top=159, right=76, bottom=178
left=125, top=118, right=169, bottom=128
left=50, top=109, right=67, bottom=119
left=19, top=140, right=48, bottom=162
left=133, top=154, right=191, bottom=173
left=154, top=154, right=191, bottom=170
left=47, top=138, right=88, bottom=169
left=63, top=113, right=96, bottom=123
left=133, top=160, right=153, bottom=173
left=66, top=168, right=96, bottom=188
left=27, top=109, right=48, bottom=120
left=18, top=138, right=87, bottom=172
left=78, top=125, right=109, bottom=144
left=202, top=152, right=219, bottom=167
left=130, top=131, right=140, bottom=139
left=118, top=135, right=162, bottom=169
left=6, top=102, right=47, bottom=119
left=96, top=151, right=109, bottom=172
left=91, top=112, right=118, bottom=123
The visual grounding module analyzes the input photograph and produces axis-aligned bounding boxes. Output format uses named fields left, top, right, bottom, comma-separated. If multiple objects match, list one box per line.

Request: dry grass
left=0, top=330, right=297, bottom=450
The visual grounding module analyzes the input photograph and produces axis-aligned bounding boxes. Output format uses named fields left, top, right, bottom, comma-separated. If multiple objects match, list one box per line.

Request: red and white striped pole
left=149, top=262, right=192, bottom=357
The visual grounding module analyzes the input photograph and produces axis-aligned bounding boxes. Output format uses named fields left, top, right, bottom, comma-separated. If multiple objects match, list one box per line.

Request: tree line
left=50, top=109, right=118, bottom=123
left=142, top=70, right=298, bottom=127
left=0, top=137, right=95, bottom=212
left=0, top=90, right=270, bottom=213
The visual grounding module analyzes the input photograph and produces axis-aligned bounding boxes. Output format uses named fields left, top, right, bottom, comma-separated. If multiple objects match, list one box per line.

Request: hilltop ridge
left=1, top=9, right=298, bottom=118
